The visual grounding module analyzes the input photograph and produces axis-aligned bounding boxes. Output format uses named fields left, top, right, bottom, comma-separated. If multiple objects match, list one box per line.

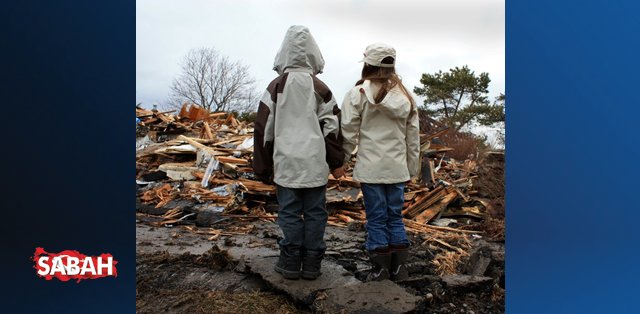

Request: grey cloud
left=136, top=0, right=504, bottom=108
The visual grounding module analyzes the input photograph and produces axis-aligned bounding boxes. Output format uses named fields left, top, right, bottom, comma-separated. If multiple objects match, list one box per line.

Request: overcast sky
left=136, top=0, right=504, bottom=110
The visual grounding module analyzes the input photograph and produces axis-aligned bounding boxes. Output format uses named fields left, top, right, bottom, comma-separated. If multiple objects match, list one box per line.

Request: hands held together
left=331, top=166, right=346, bottom=179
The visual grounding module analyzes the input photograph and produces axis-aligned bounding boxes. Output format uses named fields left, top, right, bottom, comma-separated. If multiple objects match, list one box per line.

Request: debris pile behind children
left=136, top=104, right=504, bottom=264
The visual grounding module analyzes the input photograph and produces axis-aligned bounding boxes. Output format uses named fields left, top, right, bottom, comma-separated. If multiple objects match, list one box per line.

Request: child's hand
left=331, top=167, right=345, bottom=179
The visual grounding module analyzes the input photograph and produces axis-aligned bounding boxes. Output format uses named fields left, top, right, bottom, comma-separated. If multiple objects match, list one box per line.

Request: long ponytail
left=356, top=57, right=415, bottom=109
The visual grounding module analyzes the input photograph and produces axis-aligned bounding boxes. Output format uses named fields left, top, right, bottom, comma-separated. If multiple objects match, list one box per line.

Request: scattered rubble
left=136, top=104, right=505, bottom=313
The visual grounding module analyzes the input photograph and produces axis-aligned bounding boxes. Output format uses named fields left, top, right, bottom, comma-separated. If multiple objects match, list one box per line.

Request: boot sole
left=274, top=265, right=300, bottom=280
left=301, top=270, right=321, bottom=280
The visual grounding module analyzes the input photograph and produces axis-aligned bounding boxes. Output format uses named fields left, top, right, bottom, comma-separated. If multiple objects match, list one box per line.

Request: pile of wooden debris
left=136, top=104, right=503, bottom=266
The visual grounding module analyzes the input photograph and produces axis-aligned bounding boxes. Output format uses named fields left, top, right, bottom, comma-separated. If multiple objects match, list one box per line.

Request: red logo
left=32, top=247, right=118, bottom=282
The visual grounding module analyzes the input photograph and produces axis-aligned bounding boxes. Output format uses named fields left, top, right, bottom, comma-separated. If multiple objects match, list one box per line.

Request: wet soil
left=136, top=219, right=504, bottom=313
left=136, top=245, right=307, bottom=313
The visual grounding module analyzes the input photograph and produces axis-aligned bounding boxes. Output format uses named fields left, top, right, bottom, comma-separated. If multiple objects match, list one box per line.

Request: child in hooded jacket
left=253, top=25, right=344, bottom=280
left=339, top=43, right=420, bottom=281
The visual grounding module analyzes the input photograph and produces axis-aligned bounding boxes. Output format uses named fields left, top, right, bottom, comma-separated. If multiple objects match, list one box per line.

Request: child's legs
left=385, top=183, right=410, bottom=247
left=361, top=183, right=390, bottom=251
left=276, top=184, right=304, bottom=252
left=301, top=185, right=328, bottom=253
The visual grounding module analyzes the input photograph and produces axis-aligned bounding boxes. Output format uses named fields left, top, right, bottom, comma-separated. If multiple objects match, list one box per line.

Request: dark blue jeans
left=276, top=184, right=328, bottom=254
left=361, top=183, right=410, bottom=251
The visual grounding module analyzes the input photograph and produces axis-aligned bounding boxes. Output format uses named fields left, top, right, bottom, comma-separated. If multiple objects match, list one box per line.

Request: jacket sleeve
left=252, top=89, right=276, bottom=183
left=406, top=104, right=421, bottom=178
left=313, top=77, right=344, bottom=170
left=341, top=88, right=363, bottom=166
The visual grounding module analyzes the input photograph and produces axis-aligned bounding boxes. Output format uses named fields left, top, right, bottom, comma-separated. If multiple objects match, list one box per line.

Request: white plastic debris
left=236, top=137, right=254, bottom=150
left=212, top=183, right=237, bottom=196
left=201, top=156, right=220, bottom=188
left=166, top=144, right=197, bottom=153
left=196, top=150, right=215, bottom=167
left=136, top=135, right=153, bottom=151
left=434, top=155, right=446, bottom=173
left=431, top=218, right=458, bottom=227
left=202, top=206, right=225, bottom=213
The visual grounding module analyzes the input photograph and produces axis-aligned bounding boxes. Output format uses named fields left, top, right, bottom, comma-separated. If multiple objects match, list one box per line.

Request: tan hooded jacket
left=253, top=25, right=343, bottom=188
left=341, top=80, right=420, bottom=184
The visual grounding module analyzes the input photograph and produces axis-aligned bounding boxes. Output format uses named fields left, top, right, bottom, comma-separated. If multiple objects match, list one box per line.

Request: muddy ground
left=136, top=216, right=504, bottom=314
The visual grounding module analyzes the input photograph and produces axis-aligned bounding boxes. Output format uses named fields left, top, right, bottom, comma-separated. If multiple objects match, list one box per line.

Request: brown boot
left=367, top=247, right=391, bottom=281
left=390, top=244, right=409, bottom=281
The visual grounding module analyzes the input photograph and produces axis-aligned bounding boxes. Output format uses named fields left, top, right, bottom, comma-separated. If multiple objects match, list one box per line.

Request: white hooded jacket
left=341, top=80, right=420, bottom=183
left=253, top=26, right=343, bottom=188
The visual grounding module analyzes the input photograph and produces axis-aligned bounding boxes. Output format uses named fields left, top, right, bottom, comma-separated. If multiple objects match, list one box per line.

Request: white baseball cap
left=360, top=43, right=396, bottom=68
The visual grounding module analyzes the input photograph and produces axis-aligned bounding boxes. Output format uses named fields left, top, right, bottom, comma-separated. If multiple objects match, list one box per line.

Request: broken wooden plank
left=403, top=219, right=482, bottom=234
left=420, top=158, right=436, bottom=185
left=178, top=103, right=189, bottom=118
left=167, top=137, right=218, bottom=145
left=334, top=214, right=354, bottom=224
left=230, top=115, right=239, bottom=127
left=237, top=178, right=277, bottom=193
left=402, top=192, right=427, bottom=216
left=177, top=135, right=218, bottom=156
left=327, top=220, right=347, bottom=227
left=453, top=186, right=471, bottom=202
left=327, top=176, right=361, bottom=188
left=202, top=122, right=214, bottom=140
left=441, top=206, right=484, bottom=219
left=216, top=156, right=249, bottom=165
left=187, top=104, right=210, bottom=121
left=413, top=191, right=458, bottom=224
left=155, top=113, right=175, bottom=124
left=336, top=210, right=366, bottom=221
left=211, top=136, right=251, bottom=147
left=403, top=185, right=446, bottom=218
left=210, top=112, right=227, bottom=119
left=403, top=187, right=429, bottom=202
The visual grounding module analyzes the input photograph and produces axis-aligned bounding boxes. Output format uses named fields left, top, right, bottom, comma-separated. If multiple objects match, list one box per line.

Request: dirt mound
left=138, top=245, right=234, bottom=270
left=136, top=245, right=305, bottom=313
left=475, top=152, right=505, bottom=214
left=136, top=290, right=301, bottom=314
left=475, top=152, right=505, bottom=241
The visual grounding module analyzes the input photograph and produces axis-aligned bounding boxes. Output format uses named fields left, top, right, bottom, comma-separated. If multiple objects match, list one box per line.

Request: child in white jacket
left=253, top=26, right=344, bottom=280
left=340, top=43, right=420, bottom=281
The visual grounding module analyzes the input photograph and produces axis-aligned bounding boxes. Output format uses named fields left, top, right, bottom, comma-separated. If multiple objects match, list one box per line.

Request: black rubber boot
left=274, top=247, right=301, bottom=280
left=301, top=250, right=324, bottom=280
left=367, top=247, right=391, bottom=281
left=390, top=244, right=409, bottom=281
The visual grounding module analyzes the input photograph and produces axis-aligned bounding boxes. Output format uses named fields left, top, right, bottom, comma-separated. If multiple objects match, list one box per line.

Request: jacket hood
left=273, top=25, right=325, bottom=75
left=360, top=80, right=411, bottom=119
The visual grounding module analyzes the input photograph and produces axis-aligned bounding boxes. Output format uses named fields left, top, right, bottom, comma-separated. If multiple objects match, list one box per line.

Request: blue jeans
left=276, top=184, right=328, bottom=254
left=361, top=183, right=410, bottom=251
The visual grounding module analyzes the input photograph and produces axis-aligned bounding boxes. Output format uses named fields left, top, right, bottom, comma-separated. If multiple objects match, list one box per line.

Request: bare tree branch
left=169, top=47, right=257, bottom=113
